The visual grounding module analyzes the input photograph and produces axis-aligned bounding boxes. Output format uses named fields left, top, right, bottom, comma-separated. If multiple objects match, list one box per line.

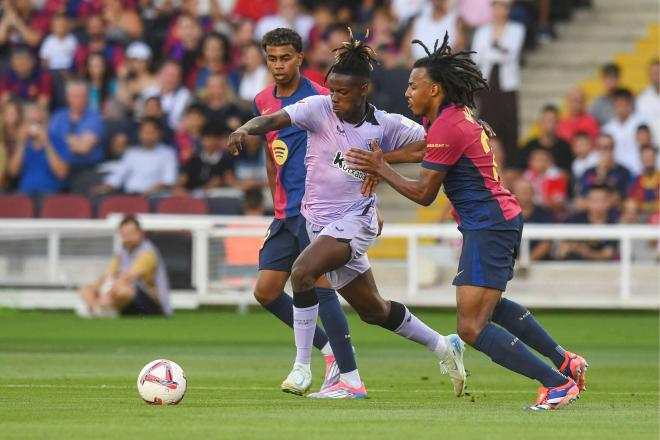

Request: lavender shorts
left=305, top=207, right=378, bottom=290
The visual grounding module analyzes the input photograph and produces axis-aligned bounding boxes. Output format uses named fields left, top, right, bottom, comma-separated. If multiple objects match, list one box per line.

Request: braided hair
left=412, top=32, right=488, bottom=108
left=324, top=28, right=378, bottom=83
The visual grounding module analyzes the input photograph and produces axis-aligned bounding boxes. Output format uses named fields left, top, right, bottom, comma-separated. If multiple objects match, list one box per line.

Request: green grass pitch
left=0, top=308, right=657, bottom=439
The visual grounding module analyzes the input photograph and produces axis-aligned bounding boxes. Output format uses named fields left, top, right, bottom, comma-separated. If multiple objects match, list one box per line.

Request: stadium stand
left=97, top=195, right=150, bottom=218
left=0, top=194, right=35, bottom=218
left=41, top=194, right=93, bottom=218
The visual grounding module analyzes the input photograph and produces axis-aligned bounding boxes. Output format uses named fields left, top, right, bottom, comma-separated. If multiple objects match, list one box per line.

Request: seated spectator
left=166, top=13, right=203, bottom=83
left=577, top=134, right=632, bottom=211
left=39, top=13, right=77, bottom=71
left=0, top=46, right=53, bottom=108
left=602, top=88, right=648, bottom=175
left=570, top=131, right=598, bottom=194
left=141, top=60, right=192, bottom=130
left=635, top=59, right=659, bottom=144
left=134, top=96, right=175, bottom=146
left=116, top=41, right=157, bottom=117
left=72, top=14, right=125, bottom=75
left=557, top=185, right=619, bottom=261
left=175, top=103, right=206, bottom=165
left=0, top=99, right=23, bottom=190
left=201, top=73, right=247, bottom=131
left=175, top=123, right=236, bottom=192
left=589, top=63, right=620, bottom=125
left=95, top=117, right=177, bottom=195
left=85, top=52, right=118, bottom=117
left=78, top=215, right=172, bottom=318
left=242, top=186, right=265, bottom=216
left=627, top=145, right=659, bottom=222
left=557, top=87, right=600, bottom=143
left=523, top=148, right=568, bottom=218
left=191, top=32, right=233, bottom=91
left=8, top=104, right=69, bottom=194
left=238, top=41, right=270, bottom=102
left=636, top=124, right=654, bottom=154
left=0, top=0, right=49, bottom=50
left=513, top=178, right=554, bottom=261
left=49, top=78, right=105, bottom=193
left=255, top=0, right=315, bottom=45
left=102, top=0, right=143, bottom=43
left=519, top=104, right=573, bottom=174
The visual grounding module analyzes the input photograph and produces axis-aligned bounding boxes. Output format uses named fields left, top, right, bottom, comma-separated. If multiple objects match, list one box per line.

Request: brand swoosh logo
left=262, top=107, right=271, bottom=114
left=455, top=270, right=464, bottom=278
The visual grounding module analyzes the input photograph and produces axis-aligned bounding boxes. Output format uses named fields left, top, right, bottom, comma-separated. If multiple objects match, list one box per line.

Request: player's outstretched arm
left=347, top=140, right=446, bottom=206
left=383, top=140, right=426, bottom=164
left=228, top=110, right=292, bottom=155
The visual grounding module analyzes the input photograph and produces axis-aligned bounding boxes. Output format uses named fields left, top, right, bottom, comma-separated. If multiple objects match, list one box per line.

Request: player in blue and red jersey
left=347, top=34, right=588, bottom=410
left=249, top=28, right=358, bottom=396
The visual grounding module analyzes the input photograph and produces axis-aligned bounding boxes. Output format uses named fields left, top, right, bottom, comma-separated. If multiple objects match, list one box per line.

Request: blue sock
left=491, top=298, right=566, bottom=368
left=315, top=287, right=358, bottom=373
left=475, top=323, right=567, bottom=388
left=262, top=292, right=329, bottom=351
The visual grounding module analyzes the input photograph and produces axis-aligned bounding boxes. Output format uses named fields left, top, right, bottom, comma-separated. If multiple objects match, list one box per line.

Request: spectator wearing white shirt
left=602, top=88, right=648, bottom=176
left=635, top=59, right=660, bottom=144
left=404, top=0, right=465, bottom=62
left=471, top=0, right=525, bottom=161
left=238, top=41, right=270, bottom=102
left=95, top=117, right=178, bottom=195
left=141, top=61, right=191, bottom=130
left=39, top=13, right=77, bottom=70
left=255, top=0, right=314, bottom=45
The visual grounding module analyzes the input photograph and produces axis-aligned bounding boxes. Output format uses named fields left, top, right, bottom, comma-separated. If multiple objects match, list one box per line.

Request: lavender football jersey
left=283, top=95, right=425, bottom=226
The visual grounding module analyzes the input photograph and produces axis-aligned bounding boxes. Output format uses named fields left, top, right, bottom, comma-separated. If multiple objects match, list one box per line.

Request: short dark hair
left=588, top=184, right=613, bottom=194
left=612, top=88, right=633, bottom=101
left=640, top=144, right=658, bottom=155
left=141, top=116, right=162, bottom=131
left=541, top=104, right=560, bottom=115
left=119, top=215, right=141, bottom=230
left=325, top=27, right=378, bottom=83
left=262, top=28, right=303, bottom=53
left=201, top=122, right=230, bottom=138
left=203, top=31, right=231, bottom=63
left=637, top=124, right=651, bottom=133
left=573, top=131, right=591, bottom=140
left=243, top=187, right=264, bottom=211
left=184, top=102, right=206, bottom=116
left=10, top=45, right=33, bottom=58
left=601, top=63, right=620, bottom=77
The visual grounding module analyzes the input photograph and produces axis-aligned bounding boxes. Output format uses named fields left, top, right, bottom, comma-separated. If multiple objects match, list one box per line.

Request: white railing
left=0, top=216, right=658, bottom=309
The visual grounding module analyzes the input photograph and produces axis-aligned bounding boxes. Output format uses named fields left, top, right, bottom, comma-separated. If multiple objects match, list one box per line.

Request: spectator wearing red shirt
left=0, top=46, right=53, bottom=108
left=233, top=0, right=278, bottom=23
left=73, top=15, right=125, bottom=75
left=627, top=145, right=659, bottom=221
left=174, top=103, right=206, bottom=165
left=523, top=148, right=568, bottom=218
left=557, top=87, right=600, bottom=142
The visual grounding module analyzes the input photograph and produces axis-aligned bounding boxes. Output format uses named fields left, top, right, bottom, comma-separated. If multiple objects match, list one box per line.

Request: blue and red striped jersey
left=253, top=76, right=328, bottom=219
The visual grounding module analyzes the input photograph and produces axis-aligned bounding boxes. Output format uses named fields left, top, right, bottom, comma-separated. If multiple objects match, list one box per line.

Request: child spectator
left=523, top=148, right=568, bottom=218
left=175, top=103, right=206, bottom=165
left=39, top=13, right=77, bottom=71
left=570, top=131, right=598, bottom=194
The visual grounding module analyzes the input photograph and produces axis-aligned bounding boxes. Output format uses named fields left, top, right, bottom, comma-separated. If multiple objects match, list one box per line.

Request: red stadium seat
left=156, top=196, right=208, bottom=215
left=97, top=195, right=150, bottom=219
left=0, top=195, right=35, bottom=218
left=41, top=194, right=92, bottom=219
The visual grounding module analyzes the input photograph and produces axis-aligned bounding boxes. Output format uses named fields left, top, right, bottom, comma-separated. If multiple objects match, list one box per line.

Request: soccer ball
left=137, top=359, right=187, bottom=405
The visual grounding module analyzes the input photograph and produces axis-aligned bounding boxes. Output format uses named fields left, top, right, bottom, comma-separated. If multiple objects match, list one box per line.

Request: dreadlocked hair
left=324, top=28, right=378, bottom=83
left=412, top=32, right=488, bottom=108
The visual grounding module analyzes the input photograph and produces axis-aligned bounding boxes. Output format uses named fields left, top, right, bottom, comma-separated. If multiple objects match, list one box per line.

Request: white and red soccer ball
left=137, top=359, right=187, bottom=405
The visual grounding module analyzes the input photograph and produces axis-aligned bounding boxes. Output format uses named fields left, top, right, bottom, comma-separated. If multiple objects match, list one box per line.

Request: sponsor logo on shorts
left=333, top=151, right=366, bottom=181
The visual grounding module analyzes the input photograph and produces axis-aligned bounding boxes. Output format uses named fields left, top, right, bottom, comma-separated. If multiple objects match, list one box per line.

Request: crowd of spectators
left=0, top=0, right=657, bottom=260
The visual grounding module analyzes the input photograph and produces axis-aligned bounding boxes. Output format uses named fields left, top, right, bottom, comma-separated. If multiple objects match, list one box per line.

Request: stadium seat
left=41, top=194, right=92, bottom=219
left=206, top=196, right=243, bottom=215
left=156, top=196, right=209, bottom=215
left=0, top=195, right=35, bottom=218
left=97, top=195, right=150, bottom=219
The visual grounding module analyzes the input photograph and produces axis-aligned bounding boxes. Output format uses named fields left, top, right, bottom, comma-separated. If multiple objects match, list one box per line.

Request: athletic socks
left=475, top=323, right=567, bottom=388
left=263, top=291, right=329, bottom=351
left=380, top=301, right=445, bottom=354
left=292, top=289, right=319, bottom=366
left=315, top=287, right=358, bottom=373
left=340, top=370, right=362, bottom=389
left=491, top=298, right=567, bottom=368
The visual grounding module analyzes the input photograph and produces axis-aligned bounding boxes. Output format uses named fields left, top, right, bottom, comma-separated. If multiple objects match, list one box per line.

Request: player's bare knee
left=357, top=304, right=388, bottom=326
left=457, top=321, right=483, bottom=346
left=290, top=264, right=315, bottom=292
left=253, top=286, right=279, bottom=305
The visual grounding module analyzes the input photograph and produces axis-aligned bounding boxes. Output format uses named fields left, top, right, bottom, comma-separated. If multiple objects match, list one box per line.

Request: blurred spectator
left=97, top=130, right=128, bottom=178
left=238, top=41, right=270, bottom=102
left=519, top=104, right=573, bottom=174
left=72, top=14, right=125, bottom=75
left=0, top=0, right=49, bottom=50
left=577, top=134, right=632, bottom=210
left=85, top=52, right=118, bottom=117
left=175, top=123, right=235, bottom=192
left=8, top=104, right=69, bottom=194
left=570, top=131, right=597, bottom=194
left=201, top=73, right=247, bottom=130
left=78, top=215, right=172, bottom=318
left=39, top=13, right=77, bottom=71
left=513, top=178, right=554, bottom=261
left=557, top=87, right=600, bottom=142
left=102, top=0, right=143, bottom=43
left=175, top=103, right=206, bottom=165
left=116, top=41, right=157, bottom=117
left=307, top=3, right=334, bottom=51
left=95, top=117, right=177, bottom=195
left=458, top=0, right=492, bottom=30
left=366, top=7, right=401, bottom=68
left=557, top=185, right=618, bottom=261
left=589, top=63, right=620, bottom=125
left=602, top=88, right=647, bottom=175
left=635, top=59, right=660, bottom=144
left=233, top=0, right=278, bottom=22
left=191, top=32, right=233, bottom=91
left=234, top=135, right=267, bottom=189
left=0, top=46, right=53, bottom=108
left=141, top=60, right=192, bottom=130
left=49, top=78, right=105, bottom=193
left=134, top=96, right=174, bottom=145
left=405, top=0, right=464, bottom=62
left=231, top=19, right=256, bottom=67
left=523, top=148, right=568, bottom=218
left=242, top=186, right=265, bottom=216
left=0, top=98, right=22, bottom=189
left=166, top=13, right=203, bottom=82
left=254, top=0, right=314, bottom=45
left=627, top=145, right=659, bottom=222
left=391, top=0, right=427, bottom=26
left=472, top=0, right=525, bottom=161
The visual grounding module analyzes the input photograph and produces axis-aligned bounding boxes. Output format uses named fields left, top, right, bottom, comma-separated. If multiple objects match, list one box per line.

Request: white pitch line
left=1, top=384, right=657, bottom=396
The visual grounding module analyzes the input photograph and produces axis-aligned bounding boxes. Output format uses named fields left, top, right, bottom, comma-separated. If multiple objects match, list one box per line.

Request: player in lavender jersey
left=228, top=32, right=467, bottom=399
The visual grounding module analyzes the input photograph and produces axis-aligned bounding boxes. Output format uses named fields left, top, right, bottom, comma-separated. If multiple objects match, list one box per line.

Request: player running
left=346, top=34, right=588, bottom=410
left=229, top=31, right=467, bottom=400
left=248, top=28, right=358, bottom=396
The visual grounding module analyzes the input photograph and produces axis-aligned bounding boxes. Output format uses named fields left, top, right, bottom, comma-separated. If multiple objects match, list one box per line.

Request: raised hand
left=347, top=138, right=384, bottom=175
left=227, top=128, right=247, bottom=156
